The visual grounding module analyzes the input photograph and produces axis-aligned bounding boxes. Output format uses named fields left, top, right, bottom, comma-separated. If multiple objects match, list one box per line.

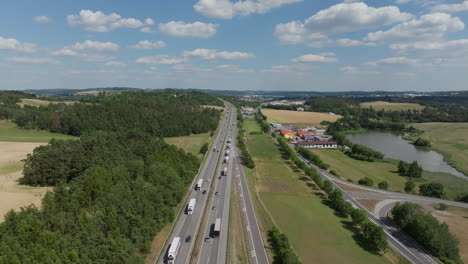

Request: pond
left=347, top=131, right=466, bottom=179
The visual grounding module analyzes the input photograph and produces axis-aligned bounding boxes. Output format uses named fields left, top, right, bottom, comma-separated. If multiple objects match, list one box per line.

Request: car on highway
left=212, top=206, right=216, bottom=210
left=202, top=190, right=207, bottom=194
left=215, top=191, right=219, bottom=195
left=185, top=235, right=192, bottom=243
left=205, top=237, right=211, bottom=242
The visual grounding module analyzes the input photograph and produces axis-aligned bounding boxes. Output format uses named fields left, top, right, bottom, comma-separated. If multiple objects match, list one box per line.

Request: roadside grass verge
left=243, top=120, right=393, bottom=264
left=0, top=120, right=77, bottom=142
left=411, top=123, right=468, bottom=176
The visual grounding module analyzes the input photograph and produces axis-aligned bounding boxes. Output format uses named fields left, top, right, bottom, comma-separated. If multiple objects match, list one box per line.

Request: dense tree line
left=391, top=203, right=461, bottom=264
left=236, top=109, right=255, bottom=169
left=0, top=90, right=221, bottom=137
left=296, top=147, right=330, bottom=170
left=345, top=144, right=384, bottom=162
left=268, top=227, right=302, bottom=264
left=0, top=90, right=223, bottom=263
left=263, top=104, right=303, bottom=111
left=255, top=109, right=271, bottom=134
left=419, top=182, right=446, bottom=198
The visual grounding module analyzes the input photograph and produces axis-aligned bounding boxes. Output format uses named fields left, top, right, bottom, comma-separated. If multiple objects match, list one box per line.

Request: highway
left=157, top=102, right=236, bottom=264
left=297, top=153, right=468, bottom=264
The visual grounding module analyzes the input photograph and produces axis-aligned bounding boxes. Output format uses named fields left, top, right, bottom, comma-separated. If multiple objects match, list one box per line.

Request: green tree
left=407, top=161, right=423, bottom=178
left=350, top=208, right=368, bottom=227
left=199, top=142, right=209, bottom=155
left=378, top=181, right=389, bottom=190
left=358, top=177, right=374, bottom=187
left=419, top=182, right=445, bottom=198
left=404, top=180, right=416, bottom=193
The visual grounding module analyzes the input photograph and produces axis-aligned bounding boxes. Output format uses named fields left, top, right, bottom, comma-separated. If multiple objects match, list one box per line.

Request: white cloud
left=172, top=64, right=212, bottom=73
left=431, top=1, right=468, bottom=12
left=130, top=40, right=166, bottom=49
left=104, top=61, right=126, bottom=67
left=183, top=49, right=255, bottom=60
left=390, top=39, right=468, bottom=53
left=33, top=16, right=51, bottom=24
left=291, top=53, right=337, bottom=63
left=216, top=64, right=255, bottom=73
left=275, top=2, right=412, bottom=46
left=261, top=64, right=318, bottom=73
left=364, top=13, right=464, bottom=43
left=69, top=40, right=119, bottom=52
left=365, top=56, right=418, bottom=66
left=5, top=57, right=59, bottom=64
left=136, top=55, right=187, bottom=65
left=194, top=0, right=303, bottom=19
left=339, top=66, right=359, bottom=73
left=140, top=27, right=153, bottom=33
left=67, top=10, right=154, bottom=32
left=158, top=21, right=218, bottom=38
left=336, top=38, right=375, bottom=47
left=0, top=37, right=37, bottom=53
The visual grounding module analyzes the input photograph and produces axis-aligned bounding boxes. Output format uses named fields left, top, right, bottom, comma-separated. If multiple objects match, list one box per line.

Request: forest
left=0, top=90, right=222, bottom=263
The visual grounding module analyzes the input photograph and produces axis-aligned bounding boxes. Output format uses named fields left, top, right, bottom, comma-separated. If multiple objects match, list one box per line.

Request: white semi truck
left=214, top=218, right=221, bottom=237
left=167, top=237, right=181, bottom=264
left=224, top=156, right=230, bottom=163
left=225, top=150, right=230, bottom=156
left=187, top=198, right=196, bottom=215
left=196, top=179, right=203, bottom=191
left=222, top=167, right=228, bottom=176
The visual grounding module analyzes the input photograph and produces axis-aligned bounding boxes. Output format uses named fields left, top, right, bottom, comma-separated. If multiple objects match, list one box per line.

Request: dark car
left=215, top=191, right=219, bottom=195
left=202, top=190, right=207, bottom=194
left=186, top=235, right=192, bottom=242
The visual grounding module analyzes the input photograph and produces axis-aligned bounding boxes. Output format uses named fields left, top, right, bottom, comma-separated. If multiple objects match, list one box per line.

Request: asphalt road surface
left=157, top=102, right=236, bottom=264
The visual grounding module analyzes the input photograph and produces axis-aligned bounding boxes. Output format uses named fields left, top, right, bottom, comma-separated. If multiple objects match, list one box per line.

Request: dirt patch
left=334, top=181, right=374, bottom=193
left=432, top=207, right=468, bottom=264
left=0, top=142, right=50, bottom=222
left=356, top=199, right=382, bottom=212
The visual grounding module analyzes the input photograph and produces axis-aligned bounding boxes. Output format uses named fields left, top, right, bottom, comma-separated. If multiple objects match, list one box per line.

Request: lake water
left=347, top=131, right=467, bottom=179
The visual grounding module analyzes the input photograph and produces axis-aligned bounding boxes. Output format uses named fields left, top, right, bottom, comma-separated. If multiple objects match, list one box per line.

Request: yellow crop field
left=360, top=101, right=425, bottom=111
left=17, top=98, right=76, bottom=107
left=262, top=109, right=341, bottom=126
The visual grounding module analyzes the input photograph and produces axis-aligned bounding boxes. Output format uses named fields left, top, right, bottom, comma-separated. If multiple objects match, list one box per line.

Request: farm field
left=360, top=101, right=425, bottom=111
left=262, top=109, right=341, bottom=127
left=311, top=149, right=468, bottom=199
left=0, top=142, right=50, bottom=222
left=412, top=123, right=468, bottom=176
left=17, top=98, right=76, bottom=107
left=243, top=120, right=394, bottom=264
left=0, top=120, right=76, bottom=142
left=432, top=206, right=468, bottom=264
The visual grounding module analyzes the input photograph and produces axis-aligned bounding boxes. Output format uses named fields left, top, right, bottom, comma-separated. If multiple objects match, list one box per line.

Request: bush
left=378, top=181, right=389, bottom=190
left=330, top=170, right=339, bottom=176
left=404, top=180, right=416, bottom=193
left=199, top=142, right=209, bottom=154
left=268, top=227, right=302, bottom=264
left=419, top=182, right=445, bottom=198
left=414, top=137, right=431, bottom=147
left=358, top=177, right=374, bottom=187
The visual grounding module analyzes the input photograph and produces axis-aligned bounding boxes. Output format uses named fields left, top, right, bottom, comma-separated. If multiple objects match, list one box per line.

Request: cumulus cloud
left=390, top=39, right=468, bottom=54
left=216, top=64, right=255, bottom=73
left=183, top=49, right=255, bottom=60
left=67, top=10, right=154, bottom=32
left=158, top=21, right=218, bottom=38
left=140, top=27, right=153, bottom=33
left=365, top=56, right=418, bottom=66
left=364, top=13, right=464, bottom=44
left=104, top=61, right=126, bottom=67
left=291, top=53, right=337, bottom=63
left=5, top=57, right=59, bottom=64
left=431, top=1, right=468, bottom=12
left=336, top=38, right=375, bottom=47
left=130, top=40, right=166, bottom=49
left=339, top=66, right=359, bottom=73
left=33, top=16, right=51, bottom=24
left=0, top=37, right=37, bottom=53
left=136, top=55, right=187, bottom=65
left=68, top=40, right=119, bottom=51
left=275, top=2, right=412, bottom=46
left=261, top=64, right=318, bottom=73
left=172, top=64, right=213, bottom=73
left=194, top=0, right=303, bottom=19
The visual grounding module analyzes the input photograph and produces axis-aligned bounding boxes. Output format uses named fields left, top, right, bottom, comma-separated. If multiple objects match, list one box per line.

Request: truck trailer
left=196, top=179, right=203, bottom=191
left=214, top=218, right=221, bottom=237
left=167, top=237, right=181, bottom=264
left=224, top=156, right=229, bottom=163
left=222, top=167, right=228, bottom=176
left=187, top=198, right=196, bottom=215
left=225, top=150, right=230, bottom=156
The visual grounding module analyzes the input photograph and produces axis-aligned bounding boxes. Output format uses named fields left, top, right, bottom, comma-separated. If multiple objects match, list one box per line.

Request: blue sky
left=1, top=0, right=468, bottom=91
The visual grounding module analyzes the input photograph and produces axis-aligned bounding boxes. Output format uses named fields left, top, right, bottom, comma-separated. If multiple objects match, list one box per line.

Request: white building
left=297, top=141, right=338, bottom=149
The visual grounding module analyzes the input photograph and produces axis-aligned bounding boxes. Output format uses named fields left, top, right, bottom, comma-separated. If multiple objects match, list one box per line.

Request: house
left=271, top=123, right=283, bottom=129
left=280, top=130, right=295, bottom=139
left=296, top=141, right=338, bottom=149
left=296, top=130, right=305, bottom=137
left=297, top=107, right=304, bottom=112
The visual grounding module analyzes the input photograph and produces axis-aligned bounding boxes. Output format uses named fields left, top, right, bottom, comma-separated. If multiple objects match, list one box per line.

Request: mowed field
left=165, top=132, right=211, bottom=157
left=360, top=101, right=425, bottom=111
left=243, top=120, right=392, bottom=264
left=311, top=149, right=468, bottom=199
left=0, top=120, right=76, bottom=142
left=0, top=120, right=77, bottom=221
left=262, top=109, right=341, bottom=126
left=17, top=98, right=76, bottom=107
left=432, top=206, right=468, bottom=264
left=412, top=123, right=468, bottom=176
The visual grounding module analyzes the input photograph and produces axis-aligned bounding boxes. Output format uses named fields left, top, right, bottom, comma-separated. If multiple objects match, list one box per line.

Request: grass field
left=432, top=206, right=468, bottom=264
left=411, top=123, right=468, bottom=176
left=360, top=101, right=425, bottom=111
left=262, top=109, right=341, bottom=127
left=243, top=120, right=394, bottom=264
left=17, top=98, right=76, bottom=107
left=165, top=132, right=211, bottom=156
left=311, top=149, right=468, bottom=199
left=0, top=120, right=76, bottom=142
